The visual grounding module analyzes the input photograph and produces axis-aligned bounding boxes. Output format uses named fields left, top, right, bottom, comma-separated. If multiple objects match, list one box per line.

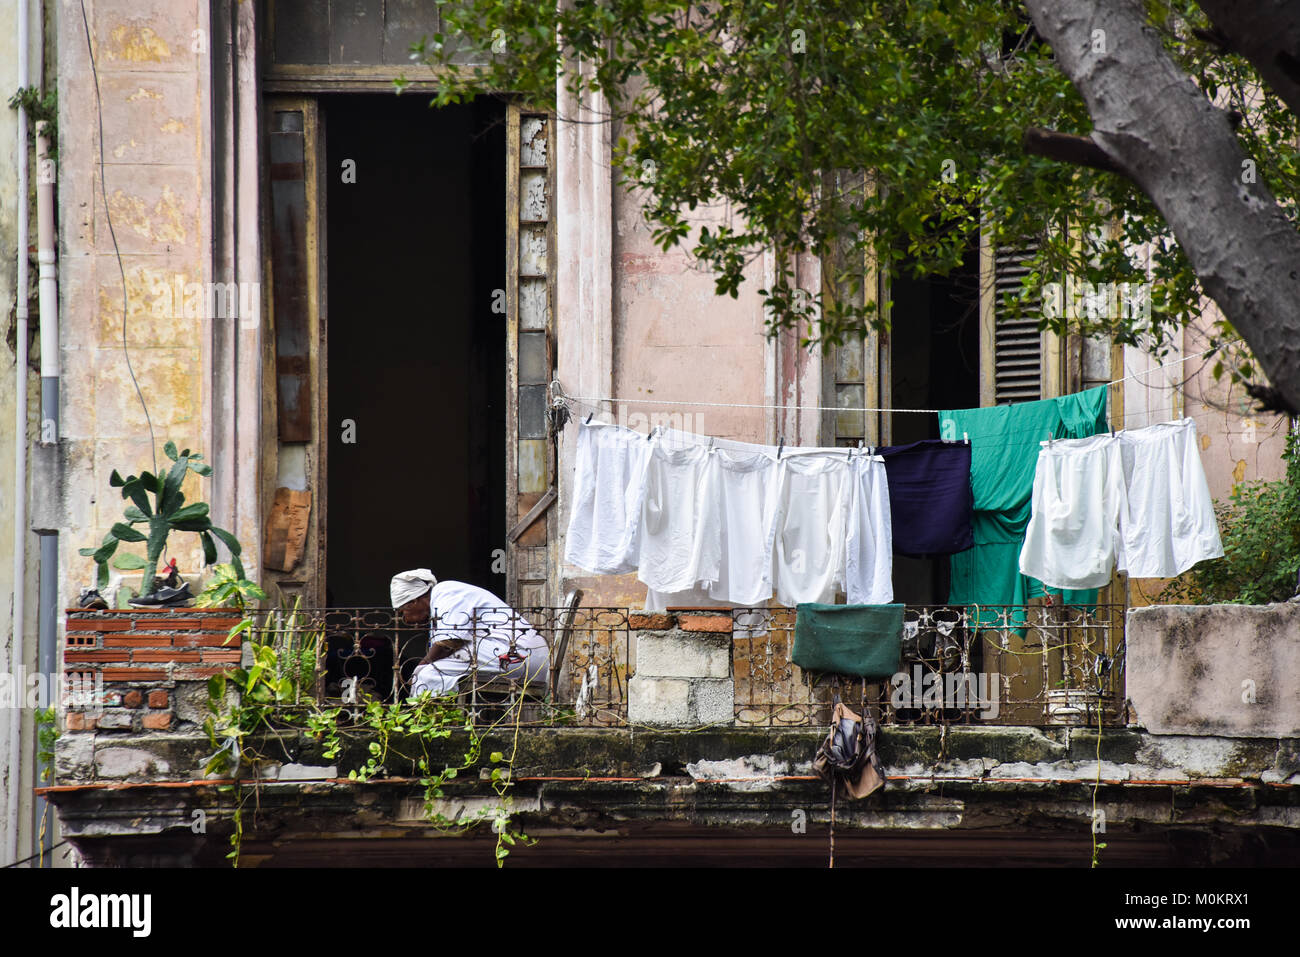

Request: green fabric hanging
left=793, top=603, right=904, bottom=678
left=940, top=387, right=1109, bottom=626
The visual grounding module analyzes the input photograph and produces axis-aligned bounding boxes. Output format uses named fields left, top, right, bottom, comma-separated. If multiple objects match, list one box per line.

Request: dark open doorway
left=324, top=95, right=506, bottom=606
left=888, top=246, right=981, bottom=605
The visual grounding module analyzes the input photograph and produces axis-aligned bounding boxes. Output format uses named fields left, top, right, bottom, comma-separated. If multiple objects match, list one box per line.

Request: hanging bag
left=813, top=700, right=885, bottom=799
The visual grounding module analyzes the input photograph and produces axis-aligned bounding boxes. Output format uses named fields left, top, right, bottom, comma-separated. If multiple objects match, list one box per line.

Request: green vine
left=204, top=608, right=535, bottom=867
left=36, top=706, right=59, bottom=782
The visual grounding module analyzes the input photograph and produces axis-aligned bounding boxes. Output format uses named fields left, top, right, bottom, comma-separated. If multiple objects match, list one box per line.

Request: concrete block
left=635, top=631, right=731, bottom=679
left=95, top=746, right=170, bottom=780
left=56, top=734, right=96, bottom=781
left=173, top=682, right=214, bottom=726
left=1127, top=604, right=1300, bottom=737
left=629, top=675, right=692, bottom=726
left=691, top=678, right=735, bottom=725
left=278, top=763, right=339, bottom=781
left=99, top=73, right=198, bottom=167
left=96, top=710, right=135, bottom=731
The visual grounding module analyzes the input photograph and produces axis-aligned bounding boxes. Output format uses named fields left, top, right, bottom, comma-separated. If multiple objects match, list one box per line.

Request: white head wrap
left=390, top=569, right=437, bottom=609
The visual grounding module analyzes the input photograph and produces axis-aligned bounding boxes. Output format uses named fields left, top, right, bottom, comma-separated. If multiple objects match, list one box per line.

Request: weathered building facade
left=1, top=1, right=1296, bottom=866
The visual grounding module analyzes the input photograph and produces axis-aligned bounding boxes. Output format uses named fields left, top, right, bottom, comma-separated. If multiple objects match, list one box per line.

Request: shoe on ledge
left=128, top=582, right=194, bottom=608
left=78, top=587, right=110, bottom=610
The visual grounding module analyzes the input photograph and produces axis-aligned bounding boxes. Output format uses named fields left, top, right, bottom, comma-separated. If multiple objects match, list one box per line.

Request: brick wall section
left=63, top=608, right=244, bottom=734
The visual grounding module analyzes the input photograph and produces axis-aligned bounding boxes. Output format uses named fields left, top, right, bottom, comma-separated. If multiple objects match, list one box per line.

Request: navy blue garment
left=877, top=440, right=974, bottom=558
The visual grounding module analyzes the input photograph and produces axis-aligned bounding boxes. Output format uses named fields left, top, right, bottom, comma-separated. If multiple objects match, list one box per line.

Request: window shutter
left=991, top=243, right=1043, bottom=403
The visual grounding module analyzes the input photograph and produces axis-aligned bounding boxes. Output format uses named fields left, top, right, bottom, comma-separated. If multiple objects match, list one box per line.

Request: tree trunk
left=1024, top=0, right=1300, bottom=413
left=1194, top=0, right=1300, bottom=121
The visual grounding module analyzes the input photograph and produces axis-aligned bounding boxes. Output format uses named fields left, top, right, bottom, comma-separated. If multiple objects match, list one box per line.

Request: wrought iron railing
left=732, top=603, right=1127, bottom=728
left=247, top=604, right=631, bottom=726
left=245, top=602, right=1123, bottom=729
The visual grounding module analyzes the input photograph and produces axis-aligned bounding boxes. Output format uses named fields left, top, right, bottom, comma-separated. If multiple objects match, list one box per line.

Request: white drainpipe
left=34, top=112, right=59, bottom=870
left=8, top=0, right=30, bottom=869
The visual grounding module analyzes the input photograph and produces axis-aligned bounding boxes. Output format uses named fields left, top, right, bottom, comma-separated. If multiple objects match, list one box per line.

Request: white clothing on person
left=409, top=581, right=550, bottom=698
left=390, top=568, right=437, bottom=609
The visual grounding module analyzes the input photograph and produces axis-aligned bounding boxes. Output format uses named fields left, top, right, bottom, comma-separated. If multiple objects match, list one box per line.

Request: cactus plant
left=79, top=441, right=245, bottom=598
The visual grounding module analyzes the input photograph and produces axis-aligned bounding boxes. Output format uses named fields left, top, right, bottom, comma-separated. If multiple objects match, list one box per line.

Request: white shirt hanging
left=770, top=453, right=853, bottom=606
left=564, top=421, right=655, bottom=575
left=636, top=441, right=722, bottom=594
left=844, top=453, right=895, bottom=604
left=1018, top=418, right=1223, bottom=588
left=1019, top=433, right=1126, bottom=590
left=1116, top=418, right=1223, bottom=578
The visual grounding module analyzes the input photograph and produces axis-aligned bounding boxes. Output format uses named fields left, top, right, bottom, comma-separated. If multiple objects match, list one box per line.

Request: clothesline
left=568, top=397, right=1236, bottom=454
left=569, top=392, right=1237, bottom=444
left=560, top=346, right=1216, bottom=417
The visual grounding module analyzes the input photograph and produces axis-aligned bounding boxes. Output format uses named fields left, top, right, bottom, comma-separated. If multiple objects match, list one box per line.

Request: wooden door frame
left=260, top=94, right=328, bottom=606
left=505, top=104, right=558, bottom=608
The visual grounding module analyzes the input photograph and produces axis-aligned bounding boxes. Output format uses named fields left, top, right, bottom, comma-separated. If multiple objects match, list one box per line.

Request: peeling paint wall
left=57, top=0, right=214, bottom=610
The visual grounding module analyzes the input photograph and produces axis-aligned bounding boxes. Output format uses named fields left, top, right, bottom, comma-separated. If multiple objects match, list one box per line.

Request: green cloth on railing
left=793, top=603, right=904, bottom=678
left=939, top=387, right=1109, bottom=627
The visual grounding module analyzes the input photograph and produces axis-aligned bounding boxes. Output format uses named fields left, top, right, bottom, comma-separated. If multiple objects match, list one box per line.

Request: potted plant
left=79, top=442, right=246, bottom=603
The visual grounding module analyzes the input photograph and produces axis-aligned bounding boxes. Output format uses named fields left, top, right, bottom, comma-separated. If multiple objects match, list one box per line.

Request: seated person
left=390, top=569, right=550, bottom=698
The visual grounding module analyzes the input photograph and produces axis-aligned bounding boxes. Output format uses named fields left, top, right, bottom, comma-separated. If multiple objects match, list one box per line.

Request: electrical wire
left=4, top=839, right=67, bottom=869
left=562, top=346, right=1217, bottom=418
left=80, top=0, right=157, bottom=476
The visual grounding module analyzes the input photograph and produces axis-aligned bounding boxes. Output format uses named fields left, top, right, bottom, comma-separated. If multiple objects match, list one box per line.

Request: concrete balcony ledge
left=41, top=723, right=1300, bottom=866
left=49, top=724, right=1300, bottom=788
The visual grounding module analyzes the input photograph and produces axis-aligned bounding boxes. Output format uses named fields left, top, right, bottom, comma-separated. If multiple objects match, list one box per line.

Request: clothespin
left=963, top=431, right=969, bottom=445
left=777, top=437, right=785, bottom=460
left=647, top=425, right=656, bottom=442
left=708, top=436, right=716, bottom=454
left=846, top=444, right=854, bottom=461
left=585, top=412, right=593, bottom=425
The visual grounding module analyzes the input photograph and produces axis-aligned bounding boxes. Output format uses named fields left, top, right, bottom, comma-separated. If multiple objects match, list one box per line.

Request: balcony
left=45, top=601, right=1300, bottom=866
